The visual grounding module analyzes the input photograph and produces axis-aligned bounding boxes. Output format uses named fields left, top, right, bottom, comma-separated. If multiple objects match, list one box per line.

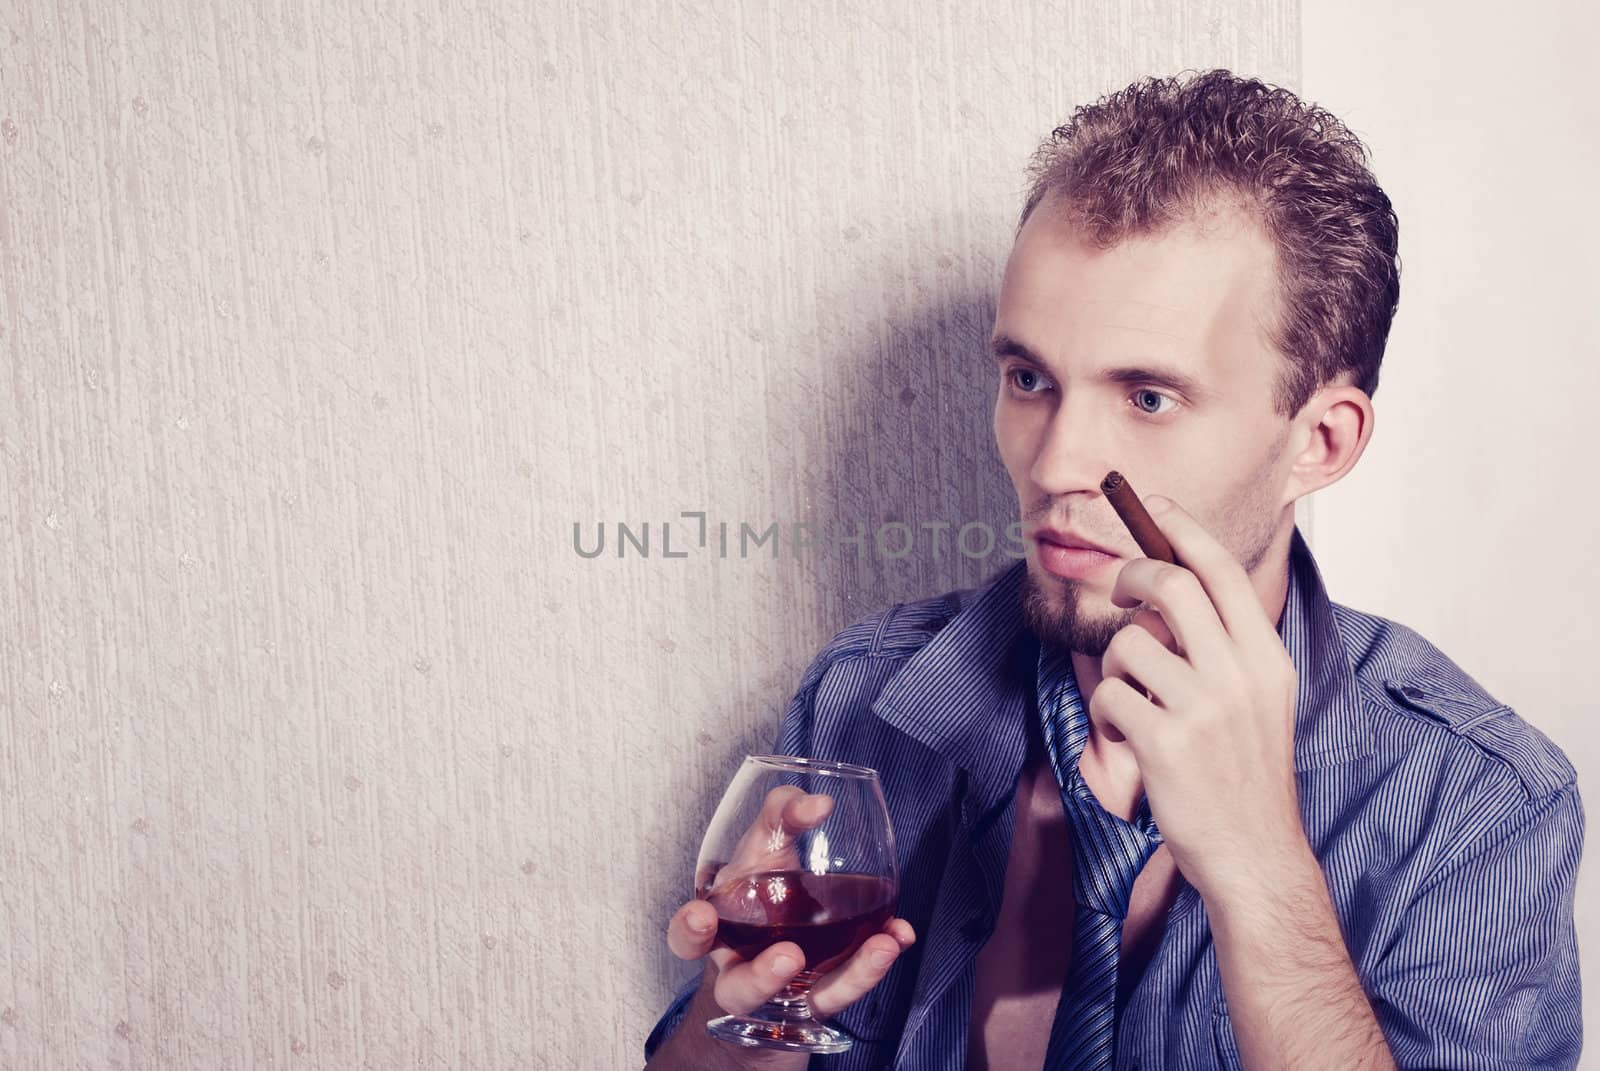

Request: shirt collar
left=870, top=525, right=1370, bottom=808
left=1278, top=525, right=1372, bottom=770
left=869, top=561, right=1035, bottom=819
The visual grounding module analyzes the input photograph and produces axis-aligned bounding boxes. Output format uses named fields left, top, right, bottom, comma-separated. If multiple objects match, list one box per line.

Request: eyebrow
left=989, top=332, right=1214, bottom=402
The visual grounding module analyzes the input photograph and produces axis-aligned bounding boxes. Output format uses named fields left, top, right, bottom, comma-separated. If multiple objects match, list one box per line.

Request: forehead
left=997, top=202, right=1282, bottom=382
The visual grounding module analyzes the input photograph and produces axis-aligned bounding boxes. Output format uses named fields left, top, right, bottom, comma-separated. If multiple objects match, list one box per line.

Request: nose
left=1027, top=396, right=1112, bottom=499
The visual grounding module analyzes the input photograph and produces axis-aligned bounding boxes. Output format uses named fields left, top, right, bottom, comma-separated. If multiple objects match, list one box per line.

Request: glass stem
left=761, top=969, right=820, bottom=1021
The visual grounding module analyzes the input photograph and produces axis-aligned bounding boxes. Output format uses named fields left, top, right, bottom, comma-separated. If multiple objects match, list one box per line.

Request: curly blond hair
left=1020, top=68, right=1401, bottom=418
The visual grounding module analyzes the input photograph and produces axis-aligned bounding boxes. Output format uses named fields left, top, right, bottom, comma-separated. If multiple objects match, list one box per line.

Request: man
left=643, top=68, right=1584, bottom=1070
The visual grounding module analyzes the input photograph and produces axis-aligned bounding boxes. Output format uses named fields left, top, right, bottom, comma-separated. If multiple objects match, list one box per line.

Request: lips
left=1032, top=527, right=1121, bottom=558
left=1030, top=525, right=1123, bottom=582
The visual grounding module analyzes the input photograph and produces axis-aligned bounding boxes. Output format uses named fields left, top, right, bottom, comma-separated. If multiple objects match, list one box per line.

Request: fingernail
left=772, top=953, right=799, bottom=974
left=690, top=915, right=712, bottom=933
left=870, top=949, right=894, bottom=968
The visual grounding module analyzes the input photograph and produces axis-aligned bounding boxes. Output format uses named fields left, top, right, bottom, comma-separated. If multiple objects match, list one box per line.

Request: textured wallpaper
left=0, top=1, right=1297, bottom=1067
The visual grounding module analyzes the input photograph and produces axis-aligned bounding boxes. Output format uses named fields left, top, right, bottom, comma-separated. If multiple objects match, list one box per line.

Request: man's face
left=992, top=198, right=1295, bottom=657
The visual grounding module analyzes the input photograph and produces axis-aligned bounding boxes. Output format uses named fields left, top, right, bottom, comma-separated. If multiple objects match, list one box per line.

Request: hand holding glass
left=693, top=755, right=902, bottom=1053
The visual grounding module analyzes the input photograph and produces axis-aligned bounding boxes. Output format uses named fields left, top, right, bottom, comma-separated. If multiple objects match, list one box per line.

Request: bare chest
left=966, top=755, right=1179, bottom=1071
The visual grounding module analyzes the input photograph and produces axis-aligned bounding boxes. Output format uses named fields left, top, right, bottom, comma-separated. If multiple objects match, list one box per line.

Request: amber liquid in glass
left=703, top=870, right=896, bottom=975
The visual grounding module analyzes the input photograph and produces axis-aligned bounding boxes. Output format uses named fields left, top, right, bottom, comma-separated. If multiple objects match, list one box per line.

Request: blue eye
left=1006, top=368, right=1051, bottom=395
left=1003, top=367, right=1179, bottom=418
left=1131, top=388, right=1176, bottom=416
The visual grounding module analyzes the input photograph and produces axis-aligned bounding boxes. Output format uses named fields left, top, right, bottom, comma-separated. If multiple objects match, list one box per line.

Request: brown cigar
left=1102, top=471, right=1177, bottom=708
left=1101, top=471, right=1179, bottom=566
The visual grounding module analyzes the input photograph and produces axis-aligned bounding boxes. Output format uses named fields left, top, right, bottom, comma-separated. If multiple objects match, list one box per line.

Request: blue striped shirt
left=645, top=526, right=1584, bottom=1069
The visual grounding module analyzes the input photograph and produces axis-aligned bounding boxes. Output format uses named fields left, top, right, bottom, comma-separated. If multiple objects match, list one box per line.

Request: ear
left=1285, top=385, right=1374, bottom=501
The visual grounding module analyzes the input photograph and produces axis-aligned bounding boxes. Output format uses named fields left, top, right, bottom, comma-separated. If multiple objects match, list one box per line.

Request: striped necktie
left=1036, top=639, right=1164, bottom=1071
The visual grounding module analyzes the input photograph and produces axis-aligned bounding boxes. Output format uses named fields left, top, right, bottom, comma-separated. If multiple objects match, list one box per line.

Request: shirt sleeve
left=642, top=972, right=703, bottom=1063
left=1367, top=777, right=1585, bottom=1069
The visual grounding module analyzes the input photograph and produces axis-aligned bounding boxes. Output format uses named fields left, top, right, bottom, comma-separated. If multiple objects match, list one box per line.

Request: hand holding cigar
left=1101, top=470, right=1178, bottom=704
left=1088, top=477, right=1305, bottom=903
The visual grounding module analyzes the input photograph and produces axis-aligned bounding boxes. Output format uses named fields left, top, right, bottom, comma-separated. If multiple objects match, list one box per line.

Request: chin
left=1021, top=564, right=1128, bottom=658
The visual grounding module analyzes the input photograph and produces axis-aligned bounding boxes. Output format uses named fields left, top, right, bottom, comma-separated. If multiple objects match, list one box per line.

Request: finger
left=666, top=899, right=719, bottom=961
left=1109, top=557, right=1232, bottom=670
left=711, top=941, right=805, bottom=1016
left=723, top=786, right=804, bottom=873
left=884, top=917, right=916, bottom=947
left=808, top=930, right=910, bottom=1018
left=1141, top=497, right=1281, bottom=650
left=779, top=790, right=834, bottom=833
left=756, top=784, right=806, bottom=828
left=1102, top=620, right=1194, bottom=709
left=727, top=787, right=835, bottom=872
left=1088, top=674, right=1157, bottom=748
left=1131, top=607, right=1179, bottom=655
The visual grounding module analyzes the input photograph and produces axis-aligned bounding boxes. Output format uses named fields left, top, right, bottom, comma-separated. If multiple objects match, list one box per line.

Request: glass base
left=705, top=972, right=852, bottom=1054
left=706, top=1013, right=852, bottom=1054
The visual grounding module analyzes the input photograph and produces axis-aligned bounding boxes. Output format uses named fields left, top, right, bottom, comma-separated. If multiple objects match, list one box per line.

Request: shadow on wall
left=643, top=240, right=1021, bottom=1023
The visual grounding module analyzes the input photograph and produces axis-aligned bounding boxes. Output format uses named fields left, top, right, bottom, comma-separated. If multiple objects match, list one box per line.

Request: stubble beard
left=1020, top=567, right=1137, bottom=659
left=1019, top=491, right=1283, bottom=658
